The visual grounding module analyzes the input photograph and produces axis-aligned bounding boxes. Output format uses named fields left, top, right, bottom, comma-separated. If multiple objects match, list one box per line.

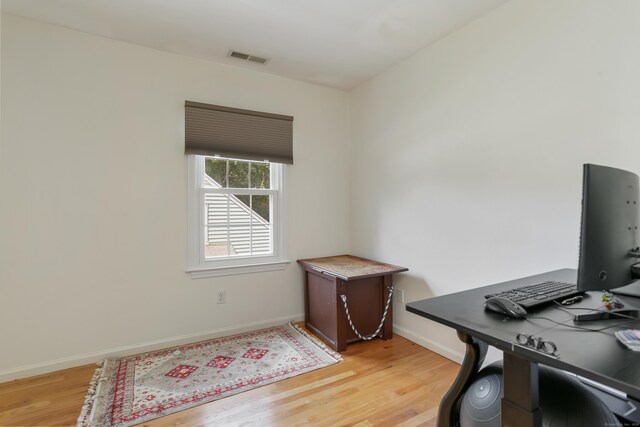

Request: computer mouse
left=484, top=296, right=528, bottom=319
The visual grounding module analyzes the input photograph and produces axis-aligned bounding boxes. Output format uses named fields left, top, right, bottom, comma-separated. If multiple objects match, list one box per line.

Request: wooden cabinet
left=298, top=255, right=408, bottom=352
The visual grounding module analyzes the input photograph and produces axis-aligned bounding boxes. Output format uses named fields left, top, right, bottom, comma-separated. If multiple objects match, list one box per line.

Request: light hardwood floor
left=0, top=335, right=459, bottom=426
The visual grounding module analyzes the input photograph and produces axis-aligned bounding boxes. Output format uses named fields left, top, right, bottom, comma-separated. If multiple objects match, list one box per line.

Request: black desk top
left=406, top=269, right=640, bottom=399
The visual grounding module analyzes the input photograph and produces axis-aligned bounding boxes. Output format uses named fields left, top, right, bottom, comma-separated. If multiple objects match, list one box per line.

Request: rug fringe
left=289, top=322, right=342, bottom=361
left=76, top=360, right=106, bottom=427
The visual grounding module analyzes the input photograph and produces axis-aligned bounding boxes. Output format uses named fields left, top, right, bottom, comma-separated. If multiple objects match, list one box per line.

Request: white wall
left=350, top=0, right=640, bottom=360
left=5, top=0, right=640, bottom=379
left=0, top=15, right=350, bottom=379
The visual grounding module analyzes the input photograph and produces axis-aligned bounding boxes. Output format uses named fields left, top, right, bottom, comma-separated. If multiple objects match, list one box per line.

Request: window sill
left=187, top=260, right=290, bottom=278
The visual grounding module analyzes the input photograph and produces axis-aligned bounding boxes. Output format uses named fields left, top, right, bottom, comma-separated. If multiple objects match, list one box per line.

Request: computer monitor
left=576, top=164, right=640, bottom=321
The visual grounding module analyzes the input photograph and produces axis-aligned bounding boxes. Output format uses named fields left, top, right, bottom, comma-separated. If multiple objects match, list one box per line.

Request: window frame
left=186, top=155, right=288, bottom=278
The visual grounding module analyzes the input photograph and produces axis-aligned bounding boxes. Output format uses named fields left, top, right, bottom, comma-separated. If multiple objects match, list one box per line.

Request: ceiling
left=2, top=0, right=510, bottom=90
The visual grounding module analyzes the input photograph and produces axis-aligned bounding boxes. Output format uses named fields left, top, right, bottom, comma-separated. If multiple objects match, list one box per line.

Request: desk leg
left=501, top=352, right=542, bottom=427
left=436, top=331, right=487, bottom=427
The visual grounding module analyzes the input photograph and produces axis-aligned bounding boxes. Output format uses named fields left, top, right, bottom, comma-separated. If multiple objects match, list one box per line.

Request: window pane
left=205, top=193, right=229, bottom=225
left=228, top=225, right=252, bottom=255
left=250, top=162, right=271, bottom=189
left=228, top=160, right=249, bottom=188
left=250, top=223, right=272, bottom=255
left=235, top=195, right=251, bottom=213
left=204, top=226, right=234, bottom=258
left=205, top=193, right=232, bottom=258
left=230, top=194, right=251, bottom=225
left=204, top=158, right=227, bottom=187
left=251, top=195, right=270, bottom=222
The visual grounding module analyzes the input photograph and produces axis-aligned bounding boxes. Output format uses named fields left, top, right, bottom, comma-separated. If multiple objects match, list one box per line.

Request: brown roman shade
left=185, top=101, right=294, bottom=164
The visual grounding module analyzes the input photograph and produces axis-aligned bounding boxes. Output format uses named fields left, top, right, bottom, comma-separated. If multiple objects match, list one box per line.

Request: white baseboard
left=394, top=324, right=464, bottom=364
left=0, top=313, right=304, bottom=383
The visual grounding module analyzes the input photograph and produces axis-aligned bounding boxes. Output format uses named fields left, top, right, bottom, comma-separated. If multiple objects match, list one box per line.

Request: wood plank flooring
left=0, top=334, right=459, bottom=426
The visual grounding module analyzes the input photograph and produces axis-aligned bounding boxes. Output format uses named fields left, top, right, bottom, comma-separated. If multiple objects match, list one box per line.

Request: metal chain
left=339, top=286, right=394, bottom=341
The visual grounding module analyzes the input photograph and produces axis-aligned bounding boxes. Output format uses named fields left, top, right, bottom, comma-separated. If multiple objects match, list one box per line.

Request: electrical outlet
left=395, top=289, right=405, bottom=304
left=217, top=290, right=226, bottom=304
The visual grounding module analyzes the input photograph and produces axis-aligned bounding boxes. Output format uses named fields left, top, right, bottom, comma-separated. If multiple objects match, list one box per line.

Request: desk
left=406, top=269, right=640, bottom=427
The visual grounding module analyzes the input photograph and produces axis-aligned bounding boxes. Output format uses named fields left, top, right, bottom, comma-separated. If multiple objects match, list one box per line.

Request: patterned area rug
left=77, top=323, right=341, bottom=426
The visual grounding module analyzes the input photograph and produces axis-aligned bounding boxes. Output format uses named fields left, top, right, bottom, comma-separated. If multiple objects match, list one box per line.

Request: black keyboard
left=484, top=280, right=582, bottom=309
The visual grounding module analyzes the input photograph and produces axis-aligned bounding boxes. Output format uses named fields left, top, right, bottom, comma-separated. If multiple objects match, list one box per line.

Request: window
left=184, top=101, right=293, bottom=277
left=187, top=155, right=287, bottom=277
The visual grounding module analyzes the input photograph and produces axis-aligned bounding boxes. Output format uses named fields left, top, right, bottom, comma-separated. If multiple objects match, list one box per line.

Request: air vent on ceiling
left=228, top=50, right=269, bottom=65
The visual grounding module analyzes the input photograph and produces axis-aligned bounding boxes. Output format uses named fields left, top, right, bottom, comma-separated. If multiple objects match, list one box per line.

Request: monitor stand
left=574, top=280, right=640, bottom=322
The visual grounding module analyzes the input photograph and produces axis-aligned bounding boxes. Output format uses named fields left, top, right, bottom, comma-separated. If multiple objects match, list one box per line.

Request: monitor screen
left=577, top=164, right=640, bottom=292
